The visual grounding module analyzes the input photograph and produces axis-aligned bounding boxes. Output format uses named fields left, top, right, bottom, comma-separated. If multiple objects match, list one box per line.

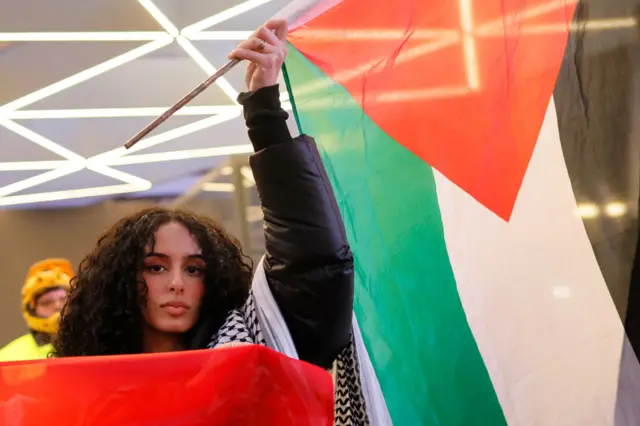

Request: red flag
left=0, top=345, right=333, bottom=426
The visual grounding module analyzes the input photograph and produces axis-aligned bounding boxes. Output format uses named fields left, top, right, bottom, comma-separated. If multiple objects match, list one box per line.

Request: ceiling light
left=0, top=32, right=167, bottom=42
left=0, top=37, right=172, bottom=113
left=0, top=184, right=150, bottom=207
left=0, top=166, right=83, bottom=197
left=6, top=106, right=237, bottom=120
left=181, top=0, right=275, bottom=35
left=202, top=179, right=253, bottom=192
left=552, top=286, right=571, bottom=299
left=0, top=118, right=84, bottom=162
left=202, top=182, right=235, bottom=192
left=187, top=31, right=253, bottom=41
left=0, top=161, right=71, bottom=171
left=138, top=0, right=239, bottom=103
left=93, top=110, right=242, bottom=162
left=106, top=144, right=254, bottom=166
left=577, top=203, right=599, bottom=219
left=605, top=202, right=627, bottom=217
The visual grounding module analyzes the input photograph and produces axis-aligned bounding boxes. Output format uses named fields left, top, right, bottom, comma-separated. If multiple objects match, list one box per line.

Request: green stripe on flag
left=284, top=44, right=506, bottom=426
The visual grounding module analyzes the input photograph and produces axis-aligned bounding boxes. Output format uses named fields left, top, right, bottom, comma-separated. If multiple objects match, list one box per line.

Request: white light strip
left=106, top=144, right=254, bottom=166
left=0, top=36, right=173, bottom=113
left=138, top=0, right=240, bottom=104
left=459, top=0, right=480, bottom=90
left=93, top=110, right=242, bottom=162
left=202, top=182, right=235, bottom=192
left=477, top=0, right=578, bottom=35
left=6, top=106, right=237, bottom=119
left=0, top=118, right=85, bottom=162
left=0, top=32, right=167, bottom=42
left=87, top=163, right=152, bottom=188
left=0, top=161, right=71, bottom=171
left=176, top=36, right=240, bottom=101
left=182, top=0, right=275, bottom=35
left=138, top=0, right=180, bottom=36
left=477, top=18, right=637, bottom=36
left=0, top=184, right=148, bottom=207
left=241, top=166, right=255, bottom=184
left=187, top=31, right=253, bottom=41
left=202, top=179, right=253, bottom=192
left=0, top=165, right=83, bottom=197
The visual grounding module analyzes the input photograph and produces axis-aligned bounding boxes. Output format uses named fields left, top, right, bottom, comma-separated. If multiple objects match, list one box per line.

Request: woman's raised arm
left=231, top=20, right=355, bottom=369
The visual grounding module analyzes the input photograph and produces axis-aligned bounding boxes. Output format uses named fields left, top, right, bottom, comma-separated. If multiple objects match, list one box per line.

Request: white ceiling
left=0, top=0, right=297, bottom=209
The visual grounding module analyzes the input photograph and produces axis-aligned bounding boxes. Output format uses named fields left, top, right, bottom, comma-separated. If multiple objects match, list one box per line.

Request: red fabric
left=0, top=345, right=334, bottom=426
left=289, top=0, right=577, bottom=220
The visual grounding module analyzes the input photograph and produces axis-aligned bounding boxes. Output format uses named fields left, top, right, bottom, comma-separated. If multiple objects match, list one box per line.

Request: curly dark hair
left=53, top=207, right=253, bottom=357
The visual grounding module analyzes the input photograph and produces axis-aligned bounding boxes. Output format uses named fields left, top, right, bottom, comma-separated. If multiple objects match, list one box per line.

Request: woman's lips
left=161, top=301, right=189, bottom=316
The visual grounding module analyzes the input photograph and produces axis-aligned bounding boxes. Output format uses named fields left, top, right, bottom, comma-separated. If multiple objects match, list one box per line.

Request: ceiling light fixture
left=0, top=32, right=167, bottom=42
left=6, top=106, right=237, bottom=120
left=181, top=0, right=276, bottom=36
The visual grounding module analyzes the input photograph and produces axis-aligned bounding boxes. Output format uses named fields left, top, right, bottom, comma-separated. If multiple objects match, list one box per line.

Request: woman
left=53, top=19, right=380, bottom=426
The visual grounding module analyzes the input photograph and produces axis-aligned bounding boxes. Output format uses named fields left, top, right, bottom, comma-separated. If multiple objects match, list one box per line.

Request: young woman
left=53, top=20, right=384, bottom=426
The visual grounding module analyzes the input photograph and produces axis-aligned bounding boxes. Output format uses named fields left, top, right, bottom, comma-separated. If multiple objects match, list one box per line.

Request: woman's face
left=141, top=222, right=206, bottom=334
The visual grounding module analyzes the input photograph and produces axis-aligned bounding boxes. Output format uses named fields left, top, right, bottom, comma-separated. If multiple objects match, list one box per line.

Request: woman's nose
left=169, top=275, right=186, bottom=293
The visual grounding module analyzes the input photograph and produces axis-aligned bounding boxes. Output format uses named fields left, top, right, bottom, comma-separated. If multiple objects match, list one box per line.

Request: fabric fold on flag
left=0, top=344, right=333, bottom=426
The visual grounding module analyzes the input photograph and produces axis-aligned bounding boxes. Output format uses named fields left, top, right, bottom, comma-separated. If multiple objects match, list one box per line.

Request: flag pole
left=123, top=58, right=241, bottom=150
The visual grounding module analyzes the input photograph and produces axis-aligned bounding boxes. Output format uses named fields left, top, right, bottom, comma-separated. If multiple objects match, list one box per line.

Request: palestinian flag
left=0, top=346, right=333, bottom=425
left=282, top=0, right=640, bottom=424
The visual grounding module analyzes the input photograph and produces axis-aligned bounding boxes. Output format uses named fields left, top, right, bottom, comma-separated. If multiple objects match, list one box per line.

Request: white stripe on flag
left=433, top=98, right=640, bottom=425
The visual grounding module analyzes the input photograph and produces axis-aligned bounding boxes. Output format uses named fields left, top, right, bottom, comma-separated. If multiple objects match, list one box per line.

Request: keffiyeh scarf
left=208, top=258, right=392, bottom=426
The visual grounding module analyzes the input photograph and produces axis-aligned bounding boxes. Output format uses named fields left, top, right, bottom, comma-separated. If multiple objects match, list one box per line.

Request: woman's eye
left=146, top=265, right=165, bottom=273
left=185, top=266, right=203, bottom=275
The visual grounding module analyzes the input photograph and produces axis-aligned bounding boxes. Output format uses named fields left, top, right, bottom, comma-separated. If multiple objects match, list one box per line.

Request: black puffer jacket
left=240, top=84, right=355, bottom=369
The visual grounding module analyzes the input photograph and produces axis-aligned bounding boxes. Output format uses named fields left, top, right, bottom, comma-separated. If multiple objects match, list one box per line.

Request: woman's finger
left=255, top=25, right=282, bottom=49
left=235, top=36, right=276, bottom=54
left=265, top=19, right=288, bottom=42
left=228, top=48, right=273, bottom=67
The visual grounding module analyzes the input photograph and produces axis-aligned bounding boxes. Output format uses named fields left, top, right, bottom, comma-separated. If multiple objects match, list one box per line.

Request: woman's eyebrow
left=144, top=252, right=204, bottom=260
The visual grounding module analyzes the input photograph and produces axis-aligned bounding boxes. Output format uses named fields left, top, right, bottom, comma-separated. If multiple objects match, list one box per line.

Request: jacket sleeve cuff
left=238, top=84, right=292, bottom=152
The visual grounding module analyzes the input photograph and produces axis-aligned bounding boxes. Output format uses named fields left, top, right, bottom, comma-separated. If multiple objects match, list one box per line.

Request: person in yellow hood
left=0, top=259, right=72, bottom=362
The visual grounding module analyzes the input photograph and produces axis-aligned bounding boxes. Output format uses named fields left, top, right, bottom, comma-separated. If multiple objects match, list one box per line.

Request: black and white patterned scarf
left=207, top=259, right=392, bottom=426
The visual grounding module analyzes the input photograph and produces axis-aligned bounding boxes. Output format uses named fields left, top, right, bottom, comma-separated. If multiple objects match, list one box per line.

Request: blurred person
left=0, top=259, right=71, bottom=362
left=53, top=20, right=374, bottom=425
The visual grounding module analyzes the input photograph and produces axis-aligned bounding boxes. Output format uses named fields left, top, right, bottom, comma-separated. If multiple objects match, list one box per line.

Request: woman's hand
left=229, top=19, right=288, bottom=92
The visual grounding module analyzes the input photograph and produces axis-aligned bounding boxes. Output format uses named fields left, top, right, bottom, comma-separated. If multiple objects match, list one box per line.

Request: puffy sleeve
left=240, top=84, right=354, bottom=369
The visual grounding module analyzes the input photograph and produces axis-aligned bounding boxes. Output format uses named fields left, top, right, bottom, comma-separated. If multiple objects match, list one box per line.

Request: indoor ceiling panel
left=191, top=39, right=288, bottom=92
left=25, top=42, right=236, bottom=110
left=134, top=114, right=249, bottom=154
left=0, top=0, right=160, bottom=32
left=114, top=156, right=226, bottom=183
left=0, top=197, right=108, bottom=210
left=204, top=0, right=291, bottom=31
left=0, top=126, right=66, bottom=161
left=0, top=0, right=295, bottom=210
left=135, top=105, right=297, bottom=155
left=122, top=173, right=202, bottom=198
left=17, top=115, right=213, bottom=158
left=9, top=168, right=126, bottom=196
left=0, top=41, right=148, bottom=105
left=152, top=0, right=242, bottom=30
left=0, top=170, right=47, bottom=188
